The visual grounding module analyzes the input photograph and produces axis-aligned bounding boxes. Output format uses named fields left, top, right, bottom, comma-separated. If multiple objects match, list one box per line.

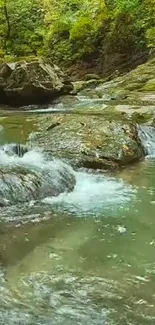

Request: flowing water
left=0, top=106, right=155, bottom=324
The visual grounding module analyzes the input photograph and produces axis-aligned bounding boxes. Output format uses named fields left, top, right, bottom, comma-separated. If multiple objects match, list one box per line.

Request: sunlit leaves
left=0, top=0, right=155, bottom=62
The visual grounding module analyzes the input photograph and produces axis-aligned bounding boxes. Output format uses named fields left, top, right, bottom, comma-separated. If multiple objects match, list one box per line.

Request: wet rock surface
left=34, top=113, right=145, bottom=170
left=0, top=58, right=73, bottom=106
left=0, top=148, right=76, bottom=206
left=0, top=57, right=155, bottom=325
left=72, top=58, right=155, bottom=125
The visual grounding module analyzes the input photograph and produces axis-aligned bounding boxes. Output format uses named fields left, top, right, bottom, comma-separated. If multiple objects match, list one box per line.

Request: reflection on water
left=0, top=114, right=37, bottom=145
left=0, top=113, right=155, bottom=324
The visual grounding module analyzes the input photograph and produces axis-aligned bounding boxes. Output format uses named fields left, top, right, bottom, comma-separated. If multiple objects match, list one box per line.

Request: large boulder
left=33, top=113, right=145, bottom=169
left=0, top=58, right=73, bottom=106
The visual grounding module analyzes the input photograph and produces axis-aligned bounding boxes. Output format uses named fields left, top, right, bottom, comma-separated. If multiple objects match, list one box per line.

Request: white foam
left=77, top=95, right=107, bottom=104
left=0, top=147, right=43, bottom=167
left=29, top=103, right=65, bottom=113
left=138, top=125, right=155, bottom=158
left=0, top=146, right=76, bottom=203
left=43, top=171, right=136, bottom=215
left=0, top=145, right=136, bottom=215
left=0, top=146, right=73, bottom=175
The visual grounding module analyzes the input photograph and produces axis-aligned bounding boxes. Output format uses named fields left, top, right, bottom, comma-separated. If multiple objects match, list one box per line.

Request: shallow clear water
left=0, top=112, right=155, bottom=324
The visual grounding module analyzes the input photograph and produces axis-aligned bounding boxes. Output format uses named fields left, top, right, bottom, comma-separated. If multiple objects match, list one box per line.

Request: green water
left=0, top=113, right=37, bottom=144
left=0, top=112, right=155, bottom=324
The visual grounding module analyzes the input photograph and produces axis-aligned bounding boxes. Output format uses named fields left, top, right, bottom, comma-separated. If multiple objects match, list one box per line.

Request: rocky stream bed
left=0, top=58, right=155, bottom=324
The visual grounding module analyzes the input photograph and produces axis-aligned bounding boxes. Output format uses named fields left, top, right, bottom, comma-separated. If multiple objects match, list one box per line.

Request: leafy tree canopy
left=0, top=0, right=155, bottom=67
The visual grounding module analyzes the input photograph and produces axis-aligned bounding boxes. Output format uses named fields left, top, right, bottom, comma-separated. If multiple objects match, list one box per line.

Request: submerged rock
left=34, top=113, right=145, bottom=170
left=0, top=58, right=73, bottom=106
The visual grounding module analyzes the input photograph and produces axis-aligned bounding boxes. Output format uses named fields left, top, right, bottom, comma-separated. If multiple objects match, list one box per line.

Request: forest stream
left=0, top=95, right=155, bottom=325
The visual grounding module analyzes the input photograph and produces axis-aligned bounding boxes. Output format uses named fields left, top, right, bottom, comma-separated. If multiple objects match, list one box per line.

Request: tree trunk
left=4, top=0, right=10, bottom=49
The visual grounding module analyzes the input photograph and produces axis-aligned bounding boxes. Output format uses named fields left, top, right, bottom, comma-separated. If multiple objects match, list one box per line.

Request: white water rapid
left=0, top=143, right=136, bottom=214
left=138, top=125, right=155, bottom=157
left=0, top=144, right=75, bottom=206
left=43, top=171, right=135, bottom=216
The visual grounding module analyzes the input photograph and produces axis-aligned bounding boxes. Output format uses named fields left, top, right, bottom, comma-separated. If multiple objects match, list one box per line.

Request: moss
left=33, top=112, right=144, bottom=169
left=73, top=79, right=104, bottom=92
left=131, top=112, right=153, bottom=124
left=0, top=55, right=38, bottom=64
left=73, top=107, right=129, bottom=123
left=85, top=74, right=100, bottom=81
left=125, top=82, right=145, bottom=91
left=142, top=80, right=155, bottom=91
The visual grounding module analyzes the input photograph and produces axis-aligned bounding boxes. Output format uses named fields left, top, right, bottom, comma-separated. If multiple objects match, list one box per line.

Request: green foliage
left=146, top=28, right=155, bottom=48
left=0, top=0, right=155, bottom=66
left=0, top=0, right=44, bottom=55
left=70, top=16, right=94, bottom=40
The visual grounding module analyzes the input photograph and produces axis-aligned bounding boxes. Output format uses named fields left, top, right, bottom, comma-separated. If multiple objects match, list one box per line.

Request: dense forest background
left=0, top=0, right=155, bottom=76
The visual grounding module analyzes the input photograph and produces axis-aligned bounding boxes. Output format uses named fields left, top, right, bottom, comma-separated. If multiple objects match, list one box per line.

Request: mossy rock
left=91, top=58, right=155, bottom=100
left=85, top=73, right=100, bottom=81
left=142, top=79, right=155, bottom=91
left=131, top=112, right=154, bottom=123
left=73, top=79, right=104, bottom=93
left=0, top=57, right=73, bottom=106
left=33, top=113, right=145, bottom=170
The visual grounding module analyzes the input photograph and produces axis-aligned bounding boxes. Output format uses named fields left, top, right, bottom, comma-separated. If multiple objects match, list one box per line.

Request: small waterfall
left=1, top=143, right=29, bottom=157
left=43, top=171, right=136, bottom=216
left=0, top=143, right=136, bottom=212
left=138, top=125, right=155, bottom=157
left=0, top=144, right=76, bottom=206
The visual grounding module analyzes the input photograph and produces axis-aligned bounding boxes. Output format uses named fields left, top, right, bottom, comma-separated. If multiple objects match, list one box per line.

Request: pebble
left=116, top=225, right=127, bottom=234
